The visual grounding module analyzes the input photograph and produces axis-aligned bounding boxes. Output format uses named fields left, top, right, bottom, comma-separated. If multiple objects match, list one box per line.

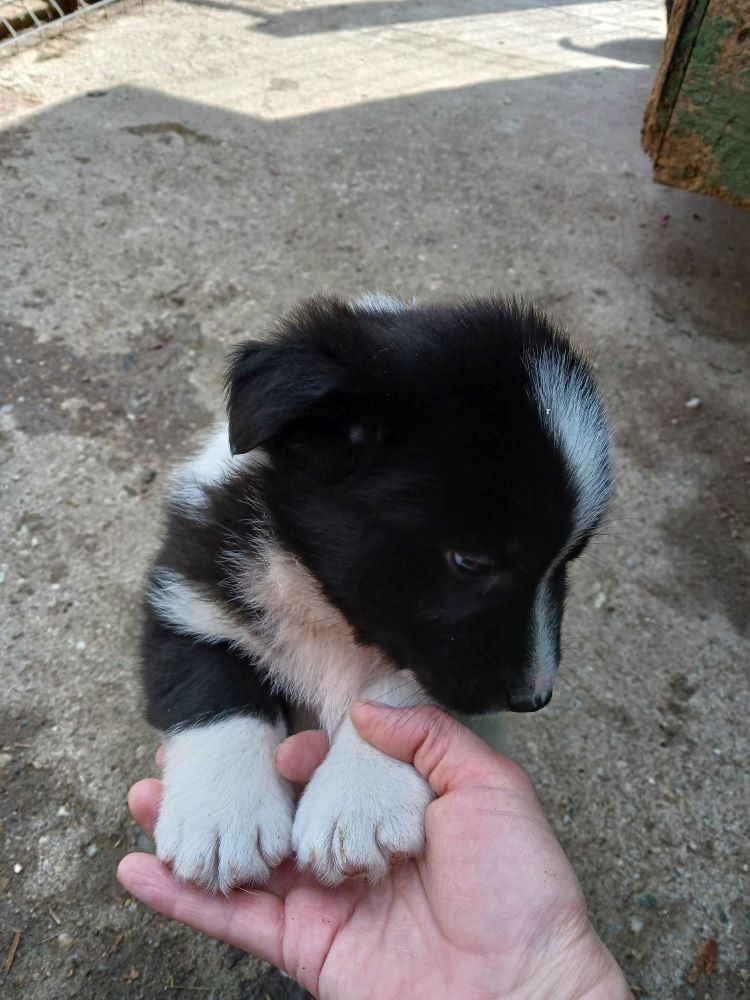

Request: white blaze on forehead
left=526, top=348, right=613, bottom=546
left=525, top=346, right=614, bottom=690
left=352, top=292, right=410, bottom=315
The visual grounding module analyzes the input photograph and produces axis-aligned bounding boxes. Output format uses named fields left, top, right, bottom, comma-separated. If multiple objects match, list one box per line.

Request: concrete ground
left=1, top=0, right=748, bottom=997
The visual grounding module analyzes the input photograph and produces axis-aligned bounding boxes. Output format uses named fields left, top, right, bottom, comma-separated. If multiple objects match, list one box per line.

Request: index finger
left=274, top=729, right=329, bottom=784
left=351, top=702, right=534, bottom=798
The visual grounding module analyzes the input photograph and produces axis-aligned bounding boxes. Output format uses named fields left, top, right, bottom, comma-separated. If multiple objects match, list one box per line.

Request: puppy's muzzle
left=507, top=689, right=553, bottom=713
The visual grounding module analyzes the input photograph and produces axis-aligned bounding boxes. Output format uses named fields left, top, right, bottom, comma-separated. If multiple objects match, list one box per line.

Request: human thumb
left=350, top=701, right=532, bottom=798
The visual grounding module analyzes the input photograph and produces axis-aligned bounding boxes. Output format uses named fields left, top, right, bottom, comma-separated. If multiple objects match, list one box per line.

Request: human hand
left=118, top=704, right=631, bottom=999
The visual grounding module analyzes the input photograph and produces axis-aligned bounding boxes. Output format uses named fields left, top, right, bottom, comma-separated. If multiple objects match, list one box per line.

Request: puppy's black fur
left=144, top=293, right=613, bottom=722
left=141, top=294, right=614, bottom=890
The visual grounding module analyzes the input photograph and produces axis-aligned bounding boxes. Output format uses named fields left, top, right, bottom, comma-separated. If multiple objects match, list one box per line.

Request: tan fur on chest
left=237, top=544, right=396, bottom=733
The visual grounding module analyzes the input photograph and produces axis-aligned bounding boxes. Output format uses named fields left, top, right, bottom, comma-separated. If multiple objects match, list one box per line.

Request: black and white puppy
left=141, top=293, right=614, bottom=892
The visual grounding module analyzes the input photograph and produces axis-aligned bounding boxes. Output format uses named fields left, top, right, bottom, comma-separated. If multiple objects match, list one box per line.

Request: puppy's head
left=226, top=294, right=613, bottom=714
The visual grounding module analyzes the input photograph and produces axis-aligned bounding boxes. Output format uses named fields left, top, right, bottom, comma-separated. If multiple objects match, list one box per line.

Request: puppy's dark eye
left=446, top=551, right=497, bottom=578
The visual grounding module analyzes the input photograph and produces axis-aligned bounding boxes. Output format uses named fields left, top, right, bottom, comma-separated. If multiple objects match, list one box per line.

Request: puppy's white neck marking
left=169, top=422, right=266, bottom=520
left=149, top=568, right=253, bottom=649
left=149, top=553, right=397, bottom=734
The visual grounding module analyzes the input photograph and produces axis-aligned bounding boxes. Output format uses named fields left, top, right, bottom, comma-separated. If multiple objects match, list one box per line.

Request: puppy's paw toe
left=156, top=796, right=293, bottom=893
left=292, top=757, right=432, bottom=886
left=154, top=789, right=292, bottom=893
left=154, top=717, right=294, bottom=894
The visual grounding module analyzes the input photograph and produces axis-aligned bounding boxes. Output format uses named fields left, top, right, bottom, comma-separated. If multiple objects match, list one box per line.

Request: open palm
left=118, top=704, right=628, bottom=1000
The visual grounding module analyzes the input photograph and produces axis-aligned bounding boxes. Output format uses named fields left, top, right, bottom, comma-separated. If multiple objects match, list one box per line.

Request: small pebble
left=57, top=805, right=70, bottom=817
left=75, top=640, right=86, bottom=652
left=57, top=932, right=75, bottom=951
left=0, top=752, right=13, bottom=769
left=84, top=842, right=98, bottom=858
left=630, top=916, right=644, bottom=933
left=13, top=863, right=23, bottom=874
left=637, top=893, right=658, bottom=910
left=685, top=397, right=701, bottom=409
left=594, top=592, right=607, bottom=609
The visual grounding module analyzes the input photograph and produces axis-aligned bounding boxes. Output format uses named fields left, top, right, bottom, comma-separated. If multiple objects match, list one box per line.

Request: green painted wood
left=654, top=0, right=711, bottom=134
left=643, top=0, right=750, bottom=207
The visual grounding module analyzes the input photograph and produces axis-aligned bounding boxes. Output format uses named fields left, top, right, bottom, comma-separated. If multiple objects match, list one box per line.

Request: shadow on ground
left=177, top=0, right=613, bottom=34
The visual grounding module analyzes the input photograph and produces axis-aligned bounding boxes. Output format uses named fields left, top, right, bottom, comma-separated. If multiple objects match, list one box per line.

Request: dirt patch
left=0, top=316, right=213, bottom=463
left=0, top=706, right=309, bottom=998
left=612, top=338, right=748, bottom=633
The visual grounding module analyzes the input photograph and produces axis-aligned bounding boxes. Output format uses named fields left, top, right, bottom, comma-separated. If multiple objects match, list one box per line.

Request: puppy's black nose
left=507, top=690, right=553, bottom=713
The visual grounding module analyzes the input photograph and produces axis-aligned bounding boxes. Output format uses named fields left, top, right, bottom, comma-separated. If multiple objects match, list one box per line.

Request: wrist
left=508, top=912, right=631, bottom=1000
left=576, top=948, right=632, bottom=1000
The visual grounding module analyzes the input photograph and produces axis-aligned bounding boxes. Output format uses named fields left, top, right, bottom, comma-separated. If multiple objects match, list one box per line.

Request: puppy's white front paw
left=292, top=740, right=433, bottom=885
left=154, top=716, right=293, bottom=894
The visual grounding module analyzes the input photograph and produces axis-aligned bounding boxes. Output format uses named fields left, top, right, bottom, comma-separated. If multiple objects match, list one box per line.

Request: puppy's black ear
left=225, top=340, right=347, bottom=455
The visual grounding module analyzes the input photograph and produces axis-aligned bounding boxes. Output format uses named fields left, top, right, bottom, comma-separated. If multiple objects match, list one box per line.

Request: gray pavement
left=1, top=1, right=748, bottom=997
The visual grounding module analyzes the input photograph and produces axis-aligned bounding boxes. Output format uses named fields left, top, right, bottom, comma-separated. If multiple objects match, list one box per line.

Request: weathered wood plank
left=643, top=0, right=750, bottom=207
